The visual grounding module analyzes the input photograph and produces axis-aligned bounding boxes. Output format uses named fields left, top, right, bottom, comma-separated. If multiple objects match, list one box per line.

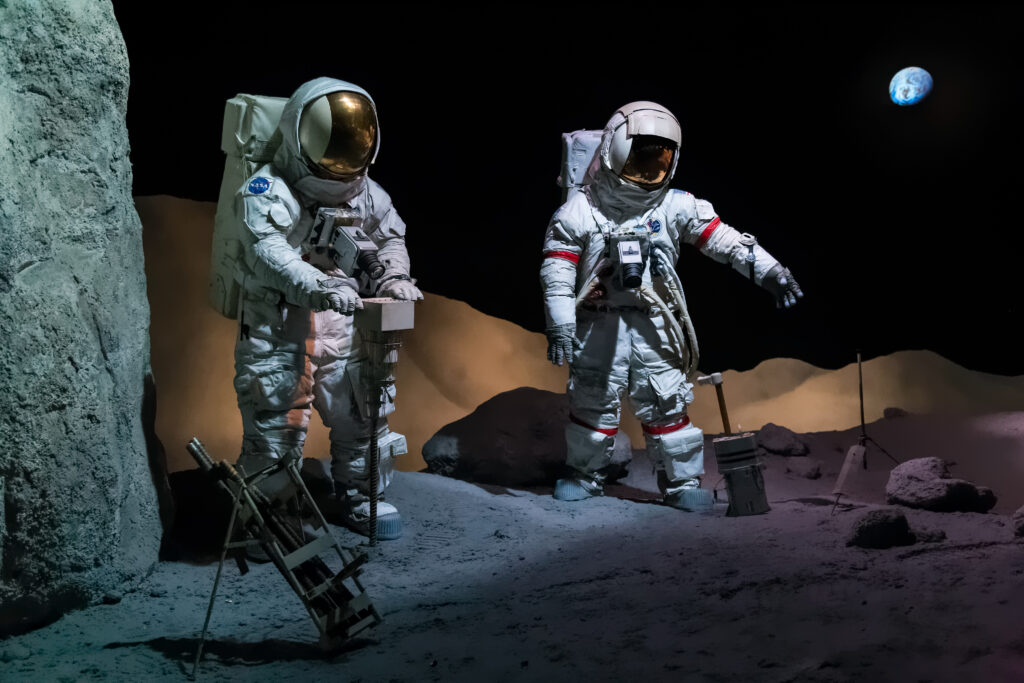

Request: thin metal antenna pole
left=857, top=349, right=866, bottom=442
left=856, top=349, right=900, bottom=465
left=191, top=500, right=240, bottom=680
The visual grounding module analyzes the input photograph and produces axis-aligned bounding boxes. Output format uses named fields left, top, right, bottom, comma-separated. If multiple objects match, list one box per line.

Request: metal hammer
left=697, top=372, right=731, bottom=435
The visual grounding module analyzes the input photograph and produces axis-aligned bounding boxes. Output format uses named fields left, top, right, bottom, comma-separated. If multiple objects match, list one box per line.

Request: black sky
left=112, top=3, right=1024, bottom=375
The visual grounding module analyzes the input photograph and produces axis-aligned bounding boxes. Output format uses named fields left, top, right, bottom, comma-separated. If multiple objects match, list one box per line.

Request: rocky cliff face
left=0, top=0, right=162, bottom=634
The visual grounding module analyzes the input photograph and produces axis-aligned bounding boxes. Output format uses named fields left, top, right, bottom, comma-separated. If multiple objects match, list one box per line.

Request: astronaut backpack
left=556, top=129, right=602, bottom=203
left=209, top=94, right=288, bottom=318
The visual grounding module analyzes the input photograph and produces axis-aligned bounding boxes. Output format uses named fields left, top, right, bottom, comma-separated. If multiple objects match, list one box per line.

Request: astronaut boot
left=558, top=418, right=617, bottom=501
left=554, top=473, right=604, bottom=501
left=334, top=486, right=403, bottom=541
left=245, top=539, right=272, bottom=564
left=659, top=472, right=714, bottom=512
left=286, top=496, right=327, bottom=541
left=242, top=469, right=302, bottom=564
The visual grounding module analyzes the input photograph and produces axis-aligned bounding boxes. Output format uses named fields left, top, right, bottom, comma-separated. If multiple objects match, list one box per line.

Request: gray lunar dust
left=2, top=446, right=1023, bottom=682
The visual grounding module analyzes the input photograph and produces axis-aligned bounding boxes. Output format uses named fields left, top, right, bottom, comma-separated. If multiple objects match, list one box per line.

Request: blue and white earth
left=889, top=66, right=933, bottom=106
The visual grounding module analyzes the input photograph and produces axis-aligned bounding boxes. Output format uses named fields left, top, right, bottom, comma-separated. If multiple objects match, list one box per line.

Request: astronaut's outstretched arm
left=540, top=215, right=582, bottom=366
left=681, top=198, right=803, bottom=308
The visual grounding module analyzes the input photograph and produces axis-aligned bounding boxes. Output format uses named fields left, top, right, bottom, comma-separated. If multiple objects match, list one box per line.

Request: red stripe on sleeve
left=544, top=250, right=580, bottom=264
left=694, top=217, right=721, bottom=250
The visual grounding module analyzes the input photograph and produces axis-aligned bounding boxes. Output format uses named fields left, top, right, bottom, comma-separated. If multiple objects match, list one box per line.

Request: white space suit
left=232, top=77, right=421, bottom=540
left=541, top=101, right=802, bottom=509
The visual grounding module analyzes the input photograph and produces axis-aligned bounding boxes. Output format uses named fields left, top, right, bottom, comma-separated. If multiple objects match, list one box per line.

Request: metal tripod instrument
left=184, top=438, right=380, bottom=679
left=354, top=297, right=416, bottom=546
left=831, top=350, right=901, bottom=514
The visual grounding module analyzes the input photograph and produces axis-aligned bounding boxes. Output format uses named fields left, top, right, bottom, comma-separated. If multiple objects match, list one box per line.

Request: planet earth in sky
left=889, top=66, right=933, bottom=106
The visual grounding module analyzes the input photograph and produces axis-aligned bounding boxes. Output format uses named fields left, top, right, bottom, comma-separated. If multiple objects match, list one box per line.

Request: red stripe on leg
left=570, top=413, right=619, bottom=436
left=642, top=416, right=692, bottom=435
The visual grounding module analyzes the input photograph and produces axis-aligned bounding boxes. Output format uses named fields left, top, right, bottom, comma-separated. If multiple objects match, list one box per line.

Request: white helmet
left=603, top=101, right=681, bottom=188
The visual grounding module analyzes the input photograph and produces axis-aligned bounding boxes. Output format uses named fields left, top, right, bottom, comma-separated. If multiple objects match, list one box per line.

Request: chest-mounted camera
left=609, top=228, right=649, bottom=289
left=310, top=207, right=385, bottom=279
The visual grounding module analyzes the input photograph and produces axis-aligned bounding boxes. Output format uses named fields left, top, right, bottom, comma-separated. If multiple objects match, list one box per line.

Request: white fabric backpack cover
left=209, top=94, right=287, bottom=318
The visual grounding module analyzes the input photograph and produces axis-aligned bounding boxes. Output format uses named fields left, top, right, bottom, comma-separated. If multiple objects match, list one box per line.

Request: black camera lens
left=358, top=252, right=386, bottom=279
left=622, top=263, right=643, bottom=289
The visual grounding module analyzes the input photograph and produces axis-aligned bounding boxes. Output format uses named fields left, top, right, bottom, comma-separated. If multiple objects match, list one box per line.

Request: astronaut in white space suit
left=233, top=77, right=421, bottom=540
left=540, top=101, right=802, bottom=510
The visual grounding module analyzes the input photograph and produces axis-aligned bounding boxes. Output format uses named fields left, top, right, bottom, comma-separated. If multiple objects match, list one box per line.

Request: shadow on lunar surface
left=159, top=469, right=234, bottom=563
left=103, top=634, right=376, bottom=668
left=465, top=482, right=523, bottom=497
left=777, top=496, right=864, bottom=509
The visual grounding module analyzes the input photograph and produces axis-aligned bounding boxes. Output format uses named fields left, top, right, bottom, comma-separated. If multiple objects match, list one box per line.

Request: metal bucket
left=712, top=432, right=770, bottom=517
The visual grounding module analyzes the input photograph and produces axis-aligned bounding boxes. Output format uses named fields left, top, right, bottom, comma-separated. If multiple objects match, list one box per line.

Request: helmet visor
left=300, top=91, right=377, bottom=179
left=619, top=135, right=676, bottom=187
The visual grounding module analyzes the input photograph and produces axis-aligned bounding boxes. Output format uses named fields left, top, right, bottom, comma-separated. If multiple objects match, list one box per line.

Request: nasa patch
left=247, top=177, right=272, bottom=195
left=646, top=218, right=662, bottom=233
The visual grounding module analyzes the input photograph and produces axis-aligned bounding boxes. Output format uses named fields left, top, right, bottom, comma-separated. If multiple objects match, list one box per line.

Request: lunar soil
left=2, top=413, right=1023, bottom=682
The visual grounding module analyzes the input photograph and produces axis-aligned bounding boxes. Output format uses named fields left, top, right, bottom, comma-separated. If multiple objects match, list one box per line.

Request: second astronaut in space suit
left=232, top=77, right=421, bottom=540
left=541, top=101, right=802, bottom=510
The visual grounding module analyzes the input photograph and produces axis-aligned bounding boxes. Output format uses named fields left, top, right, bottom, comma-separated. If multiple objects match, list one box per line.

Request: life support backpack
left=556, top=129, right=602, bottom=203
left=209, top=94, right=288, bottom=319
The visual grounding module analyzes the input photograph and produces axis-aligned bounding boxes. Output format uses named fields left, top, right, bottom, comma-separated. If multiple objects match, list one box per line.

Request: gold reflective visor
left=305, top=92, right=377, bottom=179
left=620, top=139, right=675, bottom=187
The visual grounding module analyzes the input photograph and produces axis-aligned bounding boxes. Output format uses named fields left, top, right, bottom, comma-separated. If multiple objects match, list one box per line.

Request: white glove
left=378, top=278, right=423, bottom=301
left=312, top=278, right=363, bottom=315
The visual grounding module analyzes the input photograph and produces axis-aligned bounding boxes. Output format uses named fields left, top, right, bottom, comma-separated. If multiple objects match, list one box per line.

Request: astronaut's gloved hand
left=762, top=265, right=804, bottom=309
left=545, top=323, right=576, bottom=366
left=379, top=278, right=424, bottom=301
left=313, top=278, right=363, bottom=315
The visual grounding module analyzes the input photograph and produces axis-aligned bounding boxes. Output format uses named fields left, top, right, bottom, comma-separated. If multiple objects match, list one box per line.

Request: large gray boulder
left=0, top=1, right=162, bottom=634
left=422, top=387, right=631, bottom=486
left=1013, top=506, right=1024, bottom=538
left=783, top=456, right=822, bottom=480
left=756, top=422, right=809, bottom=457
left=885, top=457, right=996, bottom=513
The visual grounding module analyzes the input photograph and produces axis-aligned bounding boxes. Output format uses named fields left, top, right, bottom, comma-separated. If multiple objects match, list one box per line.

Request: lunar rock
left=885, top=457, right=996, bottom=513
left=422, top=387, right=632, bottom=486
left=420, top=434, right=461, bottom=477
left=783, top=456, right=822, bottom=479
left=913, top=527, right=947, bottom=543
left=756, top=422, right=809, bottom=457
left=846, top=507, right=917, bottom=549
left=883, top=406, right=910, bottom=419
left=0, top=1, right=161, bottom=634
left=1013, top=506, right=1024, bottom=538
